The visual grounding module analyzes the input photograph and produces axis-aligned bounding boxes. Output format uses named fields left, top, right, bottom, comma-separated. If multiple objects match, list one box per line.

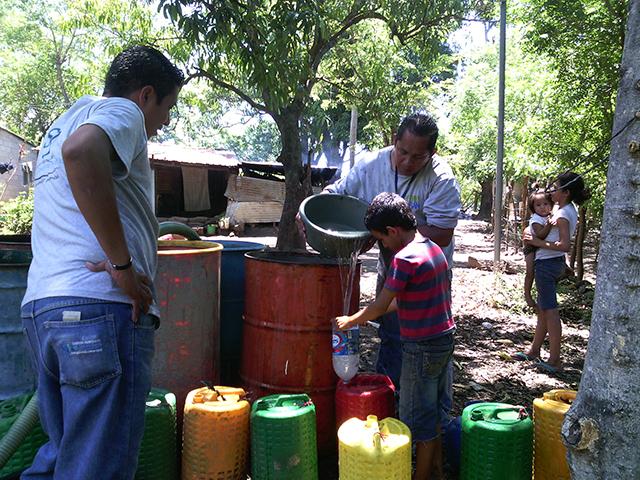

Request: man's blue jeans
left=21, top=297, right=157, bottom=480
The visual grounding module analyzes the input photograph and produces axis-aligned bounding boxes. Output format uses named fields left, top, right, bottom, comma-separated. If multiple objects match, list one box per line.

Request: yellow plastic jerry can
left=338, top=415, right=411, bottom=480
left=182, top=386, right=250, bottom=480
left=533, top=389, right=576, bottom=480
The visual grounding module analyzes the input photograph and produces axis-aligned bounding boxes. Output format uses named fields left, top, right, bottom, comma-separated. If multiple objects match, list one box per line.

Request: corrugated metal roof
left=148, top=143, right=239, bottom=169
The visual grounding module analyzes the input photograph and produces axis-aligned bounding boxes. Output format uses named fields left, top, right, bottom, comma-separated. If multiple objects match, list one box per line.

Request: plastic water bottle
left=332, top=326, right=359, bottom=382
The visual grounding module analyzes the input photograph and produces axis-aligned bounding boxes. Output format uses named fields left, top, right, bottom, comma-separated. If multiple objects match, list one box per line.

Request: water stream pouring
left=299, top=194, right=372, bottom=383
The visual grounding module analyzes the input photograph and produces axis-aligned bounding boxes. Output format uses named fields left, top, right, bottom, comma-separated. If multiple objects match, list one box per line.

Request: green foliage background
left=0, top=189, right=34, bottom=234
left=0, top=0, right=629, bottom=235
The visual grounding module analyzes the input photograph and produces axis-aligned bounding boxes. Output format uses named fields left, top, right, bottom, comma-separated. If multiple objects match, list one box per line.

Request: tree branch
left=48, top=28, right=71, bottom=107
left=315, top=75, right=365, bottom=102
left=309, top=8, right=388, bottom=77
left=194, top=68, right=271, bottom=115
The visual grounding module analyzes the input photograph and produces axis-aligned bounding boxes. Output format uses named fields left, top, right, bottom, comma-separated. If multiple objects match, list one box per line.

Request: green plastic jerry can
left=0, top=392, right=47, bottom=479
left=460, top=402, right=533, bottom=480
left=251, top=394, right=318, bottom=480
left=135, top=388, right=178, bottom=480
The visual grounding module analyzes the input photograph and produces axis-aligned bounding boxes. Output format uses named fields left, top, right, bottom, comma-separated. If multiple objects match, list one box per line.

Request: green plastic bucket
left=251, top=394, right=318, bottom=480
left=460, top=402, right=533, bottom=480
left=299, top=194, right=371, bottom=257
left=0, top=392, right=47, bottom=479
left=135, top=388, right=178, bottom=480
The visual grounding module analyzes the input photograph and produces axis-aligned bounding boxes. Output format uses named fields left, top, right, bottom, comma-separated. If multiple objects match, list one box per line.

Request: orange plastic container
left=533, top=389, right=576, bottom=480
left=182, top=386, right=250, bottom=480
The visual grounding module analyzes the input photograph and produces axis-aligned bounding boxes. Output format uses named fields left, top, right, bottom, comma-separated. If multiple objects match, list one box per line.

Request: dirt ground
left=222, top=219, right=594, bottom=478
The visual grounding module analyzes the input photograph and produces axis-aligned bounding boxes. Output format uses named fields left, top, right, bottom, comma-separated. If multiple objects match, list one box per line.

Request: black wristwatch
left=111, top=257, right=133, bottom=271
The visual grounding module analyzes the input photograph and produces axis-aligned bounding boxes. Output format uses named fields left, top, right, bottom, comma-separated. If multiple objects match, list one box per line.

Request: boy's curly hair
left=364, top=192, right=417, bottom=233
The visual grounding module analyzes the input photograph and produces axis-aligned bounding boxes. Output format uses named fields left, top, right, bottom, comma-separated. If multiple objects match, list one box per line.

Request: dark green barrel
left=461, top=402, right=533, bottom=480
left=0, top=392, right=48, bottom=478
left=212, top=240, right=265, bottom=384
left=135, top=388, right=178, bottom=480
left=0, top=248, right=35, bottom=400
left=251, top=394, right=318, bottom=480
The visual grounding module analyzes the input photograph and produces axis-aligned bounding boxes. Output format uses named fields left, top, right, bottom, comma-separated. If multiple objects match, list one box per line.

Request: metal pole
left=349, top=106, right=358, bottom=169
left=494, top=0, right=507, bottom=265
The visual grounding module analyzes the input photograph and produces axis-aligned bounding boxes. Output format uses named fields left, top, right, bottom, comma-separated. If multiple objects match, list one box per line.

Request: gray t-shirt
left=23, top=95, right=160, bottom=316
left=325, top=146, right=461, bottom=269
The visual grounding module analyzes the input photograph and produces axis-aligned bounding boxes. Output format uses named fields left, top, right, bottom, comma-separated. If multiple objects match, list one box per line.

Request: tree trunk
left=273, top=108, right=312, bottom=251
left=563, top=1, right=640, bottom=476
left=503, top=183, right=513, bottom=250
left=477, top=177, right=494, bottom=220
left=574, top=206, right=587, bottom=281
left=520, top=176, right=529, bottom=233
left=570, top=229, right=578, bottom=270
left=510, top=182, right=519, bottom=253
left=320, top=130, right=341, bottom=167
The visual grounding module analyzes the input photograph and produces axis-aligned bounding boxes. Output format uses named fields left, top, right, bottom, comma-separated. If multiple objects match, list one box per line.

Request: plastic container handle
left=487, top=406, right=528, bottom=423
left=545, top=390, right=576, bottom=404
left=256, top=394, right=311, bottom=411
left=158, top=221, right=201, bottom=241
left=275, top=394, right=312, bottom=408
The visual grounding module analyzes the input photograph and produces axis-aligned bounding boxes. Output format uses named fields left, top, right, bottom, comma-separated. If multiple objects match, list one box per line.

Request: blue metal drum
left=211, top=239, right=265, bottom=384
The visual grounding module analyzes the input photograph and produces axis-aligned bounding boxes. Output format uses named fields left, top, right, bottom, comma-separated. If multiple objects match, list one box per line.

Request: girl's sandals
left=511, top=351, right=537, bottom=361
left=534, top=359, right=562, bottom=374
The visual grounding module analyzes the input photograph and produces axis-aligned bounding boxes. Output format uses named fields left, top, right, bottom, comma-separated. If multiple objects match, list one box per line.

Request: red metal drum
left=335, top=373, right=396, bottom=430
left=240, top=251, right=360, bottom=455
left=153, top=240, right=222, bottom=428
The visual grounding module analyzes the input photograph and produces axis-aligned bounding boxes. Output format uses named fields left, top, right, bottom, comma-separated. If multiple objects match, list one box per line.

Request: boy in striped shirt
left=335, top=192, right=454, bottom=480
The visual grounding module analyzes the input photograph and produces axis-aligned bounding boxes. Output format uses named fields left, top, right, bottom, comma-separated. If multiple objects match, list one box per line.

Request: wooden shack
left=148, top=143, right=239, bottom=218
left=224, top=161, right=338, bottom=228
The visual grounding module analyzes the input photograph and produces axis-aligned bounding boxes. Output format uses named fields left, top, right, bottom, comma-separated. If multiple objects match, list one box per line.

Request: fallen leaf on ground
left=498, top=351, right=514, bottom=361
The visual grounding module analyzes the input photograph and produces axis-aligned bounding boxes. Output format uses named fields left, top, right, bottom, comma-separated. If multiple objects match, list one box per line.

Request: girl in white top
left=514, top=172, right=590, bottom=373
left=523, top=189, right=554, bottom=307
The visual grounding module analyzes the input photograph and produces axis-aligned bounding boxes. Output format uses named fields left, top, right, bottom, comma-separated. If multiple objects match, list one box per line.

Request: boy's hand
left=358, top=236, right=376, bottom=254
left=295, top=212, right=306, bottom=240
left=333, top=315, right=354, bottom=330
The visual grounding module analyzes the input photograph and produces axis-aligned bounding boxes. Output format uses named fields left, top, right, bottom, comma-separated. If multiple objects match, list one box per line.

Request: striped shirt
left=384, top=239, right=454, bottom=341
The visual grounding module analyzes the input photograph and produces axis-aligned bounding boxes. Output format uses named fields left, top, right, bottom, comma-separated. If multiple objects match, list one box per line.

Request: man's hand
left=86, top=260, right=153, bottom=322
left=358, top=236, right=377, bottom=254
left=295, top=212, right=306, bottom=241
left=333, top=315, right=355, bottom=330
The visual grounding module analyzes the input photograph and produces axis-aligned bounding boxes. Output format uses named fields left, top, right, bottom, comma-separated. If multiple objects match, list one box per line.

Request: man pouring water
left=324, top=112, right=461, bottom=405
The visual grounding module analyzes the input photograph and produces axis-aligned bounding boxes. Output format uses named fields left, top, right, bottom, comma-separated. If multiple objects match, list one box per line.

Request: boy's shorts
left=535, top=256, right=566, bottom=309
left=399, top=332, right=454, bottom=442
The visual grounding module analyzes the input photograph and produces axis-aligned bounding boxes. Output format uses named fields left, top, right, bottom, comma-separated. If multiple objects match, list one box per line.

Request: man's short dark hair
left=365, top=192, right=417, bottom=233
left=396, top=113, right=439, bottom=152
left=103, top=45, right=184, bottom=103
